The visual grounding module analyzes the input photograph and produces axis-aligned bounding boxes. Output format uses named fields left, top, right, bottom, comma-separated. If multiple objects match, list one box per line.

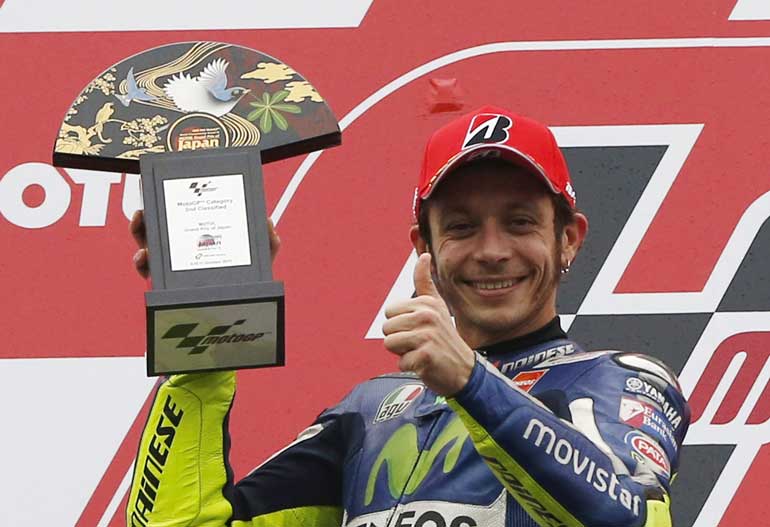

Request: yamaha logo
left=626, top=377, right=644, bottom=391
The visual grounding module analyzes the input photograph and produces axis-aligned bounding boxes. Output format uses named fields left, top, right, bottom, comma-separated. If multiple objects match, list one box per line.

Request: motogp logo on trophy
left=161, top=320, right=267, bottom=355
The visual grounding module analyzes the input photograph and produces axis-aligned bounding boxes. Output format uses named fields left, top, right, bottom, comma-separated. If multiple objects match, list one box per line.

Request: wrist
left=448, top=351, right=479, bottom=397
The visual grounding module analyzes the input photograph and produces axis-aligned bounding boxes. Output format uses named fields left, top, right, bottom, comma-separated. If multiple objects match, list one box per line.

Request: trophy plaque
left=53, top=42, right=341, bottom=375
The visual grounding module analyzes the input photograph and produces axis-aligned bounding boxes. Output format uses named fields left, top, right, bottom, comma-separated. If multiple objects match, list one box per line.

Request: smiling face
left=411, top=159, right=587, bottom=348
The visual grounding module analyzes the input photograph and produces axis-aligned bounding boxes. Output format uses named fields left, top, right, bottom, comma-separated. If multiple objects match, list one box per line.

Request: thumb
left=413, top=252, right=440, bottom=298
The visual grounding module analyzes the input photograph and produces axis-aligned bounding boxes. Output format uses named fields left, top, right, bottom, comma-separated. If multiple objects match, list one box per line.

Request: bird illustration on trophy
left=115, top=67, right=158, bottom=107
left=163, top=58, right=250, bottom=117
left=55, top=42, right=332, bottom=164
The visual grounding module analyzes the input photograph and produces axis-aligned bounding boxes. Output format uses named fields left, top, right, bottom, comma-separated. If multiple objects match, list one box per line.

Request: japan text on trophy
left=53, top=42, right=340, bottom=375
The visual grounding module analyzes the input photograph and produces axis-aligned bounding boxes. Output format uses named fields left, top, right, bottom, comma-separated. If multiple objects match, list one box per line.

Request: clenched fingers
left=267, top=218, right=280, bottom=263
left=129, top=210, right=149, bottom=279
left=133, top=248, right=149, bottom=279
left=383, top=330, right=425, bottom=356
left=384, top=295, right=443, bottom=319
left=398, top=349, right=432, bottom=375
left=129, top=209, right=147, bottom=249
left=382, top=309, right=439, bottom=336
left=384, top=299, right=416, bottom=319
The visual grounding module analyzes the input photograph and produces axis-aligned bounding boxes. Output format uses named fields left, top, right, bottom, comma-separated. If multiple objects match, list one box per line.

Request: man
left=127, top=106, right=689, bottom=527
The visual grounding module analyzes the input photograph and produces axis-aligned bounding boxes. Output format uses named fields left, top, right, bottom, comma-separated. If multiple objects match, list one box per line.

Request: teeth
left=473, top=279, right=516, bottom=290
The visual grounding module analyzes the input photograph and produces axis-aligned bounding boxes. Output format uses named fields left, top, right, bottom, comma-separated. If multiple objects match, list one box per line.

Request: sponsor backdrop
left=1, top=1, right=769, bottom=525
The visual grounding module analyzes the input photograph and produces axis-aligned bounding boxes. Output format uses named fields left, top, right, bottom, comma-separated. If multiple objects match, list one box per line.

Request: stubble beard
left=433, top=247, right=562, bottom=347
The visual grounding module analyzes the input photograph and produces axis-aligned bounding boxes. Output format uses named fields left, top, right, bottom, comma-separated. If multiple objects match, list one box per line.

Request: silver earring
left=561, top=260, right=571, bottom=274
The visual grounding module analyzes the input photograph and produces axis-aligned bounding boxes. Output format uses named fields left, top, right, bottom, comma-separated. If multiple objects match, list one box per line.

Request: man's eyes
left=446, top=222, right=474, bottom=232
left=510, top=217, right=535, bottom=227
left=442, top=216, right=538, bottom=233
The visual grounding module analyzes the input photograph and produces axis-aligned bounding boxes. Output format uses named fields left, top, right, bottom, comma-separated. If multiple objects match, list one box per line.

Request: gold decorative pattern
left=55, top=123, right=106, bottom=156
left=120, top=115, right=169, bottom=151
left=90, top=71, right=117, bottom=96
left=55, top=42, right=339, bottom=168
left=241, top=62, right=297, bottom=83
left=284, top=81, right=323, bottom=103
left=94, top=102, right=115, bottom=143
left=116, top=145, right=165, bottom=159
left=222, top=114, right=261, bottom=147
left=64, top=69, right=117, bottom=122
left=56, top=101, right=168, bottom=158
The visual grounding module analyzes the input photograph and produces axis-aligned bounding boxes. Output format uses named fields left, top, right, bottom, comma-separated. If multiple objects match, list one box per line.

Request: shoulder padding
left=610, top=352, right=682, bottom=390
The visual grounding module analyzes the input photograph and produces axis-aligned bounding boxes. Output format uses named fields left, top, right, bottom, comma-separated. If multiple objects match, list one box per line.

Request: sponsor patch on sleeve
left=625, top=430, right=671, bottom=479
left=619, top=397, right=678, bottom=451
left=535, top=349, right=609, bottom=368
left=623, top=377, right=683, bottom=430
left=511, top=369, right=549, bottom=392
left=499, top=343, right=576, bottom=373
left=614, top=352, right=681, bottom=390
left=374, top=384, right=424, bottom=423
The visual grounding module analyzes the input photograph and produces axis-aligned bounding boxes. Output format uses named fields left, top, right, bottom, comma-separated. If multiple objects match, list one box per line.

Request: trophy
left=53, top=42, right=340, bottom=375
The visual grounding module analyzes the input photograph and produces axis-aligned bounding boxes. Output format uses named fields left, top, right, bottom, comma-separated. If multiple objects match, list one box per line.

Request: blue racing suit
left=127, top=318, right=689, bottom=527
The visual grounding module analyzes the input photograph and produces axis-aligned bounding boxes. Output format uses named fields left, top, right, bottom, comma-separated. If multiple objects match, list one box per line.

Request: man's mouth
left=466, top=277, right=524, bottom=291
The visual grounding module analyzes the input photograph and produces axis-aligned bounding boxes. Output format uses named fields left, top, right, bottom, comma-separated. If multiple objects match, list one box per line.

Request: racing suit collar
left=415, top=317, right=568, bottom=418
left=475, top=316, right=566, bottom=358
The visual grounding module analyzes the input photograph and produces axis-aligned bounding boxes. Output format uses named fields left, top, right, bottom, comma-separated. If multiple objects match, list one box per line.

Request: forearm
left=448, top=357, right=664, bottom=527
left=127, top=372, right=236, bottom=527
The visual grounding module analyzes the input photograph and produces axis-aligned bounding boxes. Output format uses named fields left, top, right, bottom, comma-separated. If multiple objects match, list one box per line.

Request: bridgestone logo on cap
left=463, top=114, right=512, bottom=149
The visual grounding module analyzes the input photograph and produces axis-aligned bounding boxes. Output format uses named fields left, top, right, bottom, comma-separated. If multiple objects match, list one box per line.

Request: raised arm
left=448, top=352, right=688, bottom=527
left=126, top=371, right=352, bottom=527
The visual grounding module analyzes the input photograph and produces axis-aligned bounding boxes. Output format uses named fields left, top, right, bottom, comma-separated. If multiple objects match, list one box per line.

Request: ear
left=410, top=225, right=429, bottom=255
left=561, top=212, right=588, bottom=268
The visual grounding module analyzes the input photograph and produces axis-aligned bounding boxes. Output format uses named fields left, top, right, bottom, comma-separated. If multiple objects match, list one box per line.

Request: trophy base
left=145, top=281, right=284, bottom=376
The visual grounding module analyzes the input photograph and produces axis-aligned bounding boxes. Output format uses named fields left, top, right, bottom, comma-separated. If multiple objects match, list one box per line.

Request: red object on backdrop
left=428, top=77, right=464, bottom=113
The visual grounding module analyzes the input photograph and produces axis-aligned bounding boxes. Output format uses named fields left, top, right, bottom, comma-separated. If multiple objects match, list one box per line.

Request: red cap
left=413, top=105, right=575, bottom=219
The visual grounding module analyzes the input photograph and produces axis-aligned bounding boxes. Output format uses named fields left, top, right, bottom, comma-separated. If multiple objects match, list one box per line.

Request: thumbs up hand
left=383, top=253, right=475, bottom=396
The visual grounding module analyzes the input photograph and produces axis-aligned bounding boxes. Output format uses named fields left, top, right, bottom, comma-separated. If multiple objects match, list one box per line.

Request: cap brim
left=420, top=144, right=559, bottom=200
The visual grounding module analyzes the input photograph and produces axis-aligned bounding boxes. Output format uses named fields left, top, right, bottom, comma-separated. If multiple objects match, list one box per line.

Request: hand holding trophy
left=130, top=210, right=281, bottom=278
left=53, top=42, right=340, bottom=376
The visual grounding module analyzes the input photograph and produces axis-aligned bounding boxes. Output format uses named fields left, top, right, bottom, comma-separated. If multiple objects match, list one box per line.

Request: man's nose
left=474, top=222, right=512, bottom=263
